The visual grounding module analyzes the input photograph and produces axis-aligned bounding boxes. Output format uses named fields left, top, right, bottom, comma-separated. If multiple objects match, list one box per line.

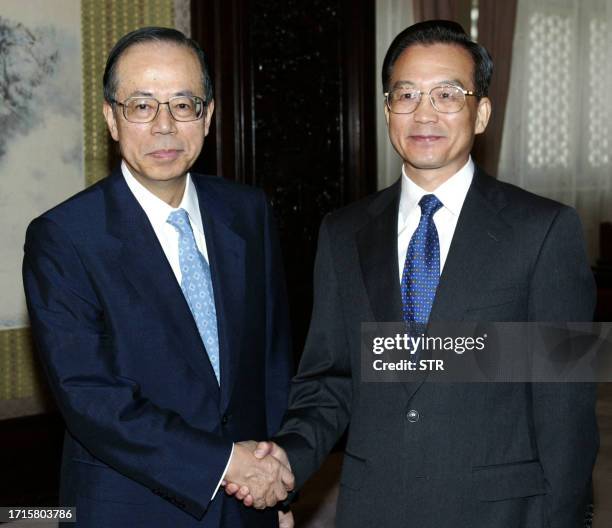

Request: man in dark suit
left=23, top=27, right=294, bottom=528
left=233, top=20, right=598, bottom=527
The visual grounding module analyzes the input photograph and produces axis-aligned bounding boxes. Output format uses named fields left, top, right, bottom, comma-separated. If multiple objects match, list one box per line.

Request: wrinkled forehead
left=390, top=43, right=475, bottom=90
left=114, top=41, right=204, bottom=93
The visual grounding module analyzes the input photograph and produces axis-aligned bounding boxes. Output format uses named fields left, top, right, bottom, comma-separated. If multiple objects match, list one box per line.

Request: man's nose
left=151, top=103, right=177, bottom=133
left=413, top=94, right=438, bottom=123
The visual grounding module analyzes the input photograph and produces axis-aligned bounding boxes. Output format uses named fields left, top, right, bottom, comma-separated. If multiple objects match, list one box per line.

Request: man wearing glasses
left=23, top=27, right=294, bottom=527
left=236, top=19, right=597, bottom=528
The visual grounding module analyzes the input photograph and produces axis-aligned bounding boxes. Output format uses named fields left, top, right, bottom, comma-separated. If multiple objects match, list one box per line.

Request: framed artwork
left=0, top=0, right=176, bottom=420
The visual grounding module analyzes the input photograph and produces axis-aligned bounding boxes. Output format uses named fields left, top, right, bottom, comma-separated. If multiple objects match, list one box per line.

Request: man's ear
left=203, top=99, right=215, bottom=137
left=474, top=96, right=491, bottom=135
left=103, top=101, right=119, bottom=141
left=384, top=99, right=390, bottom=127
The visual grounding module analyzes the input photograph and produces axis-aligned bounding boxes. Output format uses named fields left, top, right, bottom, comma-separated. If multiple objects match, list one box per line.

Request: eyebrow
left=124, top=89, right=198, bottom=98
left=437, top=79, right=466, bottom=88
left=126, top=90, right=154, bottom=98
left=391, top=79, right=467, bottom=90
left=173, top=90, right=197, bottom=97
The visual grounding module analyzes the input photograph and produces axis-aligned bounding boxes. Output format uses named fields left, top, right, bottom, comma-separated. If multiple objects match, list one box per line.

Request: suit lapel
left=194, top=179, right=246, bottom=414
left=103, top=171, right=222, bottom=397
left=429, top=168, right=512, bottom=322
left=357, top=181, right=404, bottom=323
left=356, top=181, right=429, bottom=399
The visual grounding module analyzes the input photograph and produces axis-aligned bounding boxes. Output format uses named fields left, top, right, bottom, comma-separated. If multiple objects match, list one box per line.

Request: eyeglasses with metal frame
left=110, top=95, right=207, bottom=123
left=384, top=85, right=477, bottom=114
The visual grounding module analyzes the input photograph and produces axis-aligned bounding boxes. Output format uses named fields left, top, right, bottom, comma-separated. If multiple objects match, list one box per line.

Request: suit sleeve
left=261, top=193, right=293, bottom=436
left=274, top=216, right=352, bottom=488
left=528, top=206, right=598, bottom=528
left=23, top=217, right=232, bottom=520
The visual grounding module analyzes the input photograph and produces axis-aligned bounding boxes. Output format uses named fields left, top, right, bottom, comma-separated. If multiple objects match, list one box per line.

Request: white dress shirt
left=397, top=157, right=474, bottom=282
left=122, top=162, right=232, bottom=500
left=122, top=161, right=210, bottom=277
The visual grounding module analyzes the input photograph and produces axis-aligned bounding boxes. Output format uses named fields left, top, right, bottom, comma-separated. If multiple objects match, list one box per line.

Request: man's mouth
left=148, top=149, right=182, bottom=159
left=409, top=135, right=445, bottom=143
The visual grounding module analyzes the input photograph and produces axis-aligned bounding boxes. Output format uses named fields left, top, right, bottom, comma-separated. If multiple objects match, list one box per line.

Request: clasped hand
left=223, top=440, right=294, bottom=509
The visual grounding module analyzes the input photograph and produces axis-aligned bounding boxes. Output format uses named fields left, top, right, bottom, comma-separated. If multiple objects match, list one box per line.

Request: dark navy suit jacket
left=23, top=169, right=292, bottom=527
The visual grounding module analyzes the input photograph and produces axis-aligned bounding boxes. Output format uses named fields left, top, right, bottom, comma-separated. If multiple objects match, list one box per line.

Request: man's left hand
left=278, top=510, right=294, bottom=528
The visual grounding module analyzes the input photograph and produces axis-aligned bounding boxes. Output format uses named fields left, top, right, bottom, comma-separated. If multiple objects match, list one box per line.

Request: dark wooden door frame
left=191, top=0, right=376, bottom=202
left=191, top=0, right=252, bottom=181
left=340, top=0, right=377, bottom=201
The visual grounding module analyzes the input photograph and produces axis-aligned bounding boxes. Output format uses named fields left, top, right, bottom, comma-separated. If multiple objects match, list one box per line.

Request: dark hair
left=103, top=26, right=213, bottom=103
left=381, top=20, right=493, bottom=97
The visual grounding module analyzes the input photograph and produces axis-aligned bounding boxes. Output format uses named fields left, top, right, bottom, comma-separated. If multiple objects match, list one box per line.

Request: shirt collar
left=121, top=161, right=204, bottom=233
left=398, top=157, right=474, bottom=228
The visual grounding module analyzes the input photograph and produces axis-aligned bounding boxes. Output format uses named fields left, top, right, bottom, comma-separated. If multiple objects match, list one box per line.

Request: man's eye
left=436, top=87, right=460, bottom=99
left=441, top=89, right=458, bottom=98
left=132, top=102, right=154, bottom=111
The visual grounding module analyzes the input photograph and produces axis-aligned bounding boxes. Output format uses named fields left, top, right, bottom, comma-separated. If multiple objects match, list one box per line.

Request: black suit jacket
left=23, top=169, right=292, bottom=528
left=275, top=167, right=598, bottom=528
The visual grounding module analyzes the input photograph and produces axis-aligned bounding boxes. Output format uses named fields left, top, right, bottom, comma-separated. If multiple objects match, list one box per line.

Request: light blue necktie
left=167, top=209, right=220, bottom=383
left=401, top=194, right=443, bottom=324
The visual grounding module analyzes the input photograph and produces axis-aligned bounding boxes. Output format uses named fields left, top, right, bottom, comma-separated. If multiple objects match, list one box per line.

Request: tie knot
left=418, top=194, right=442, bottom=217
left=167, top=208, right=191, bottom=232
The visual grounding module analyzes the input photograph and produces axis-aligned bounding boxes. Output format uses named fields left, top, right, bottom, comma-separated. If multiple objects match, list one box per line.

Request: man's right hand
left=223, top=441, right=294, bottom=509
left=224, top=441, right=292, bottom=507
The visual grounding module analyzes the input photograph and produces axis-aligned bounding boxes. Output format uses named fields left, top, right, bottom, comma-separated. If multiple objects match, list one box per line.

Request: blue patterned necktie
left=401, top=194, right=443, bottom=324
left=167, top=209, right=220, bottom=383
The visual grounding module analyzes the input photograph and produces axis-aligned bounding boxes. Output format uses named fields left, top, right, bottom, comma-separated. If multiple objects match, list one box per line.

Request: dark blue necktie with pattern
left=401, top=194, right=443, bottom=324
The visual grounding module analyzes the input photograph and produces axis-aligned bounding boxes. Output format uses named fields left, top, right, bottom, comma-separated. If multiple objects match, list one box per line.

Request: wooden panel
left=0, top=413, right=64, bottom=506
left=191, top=0, right=376, bottom=352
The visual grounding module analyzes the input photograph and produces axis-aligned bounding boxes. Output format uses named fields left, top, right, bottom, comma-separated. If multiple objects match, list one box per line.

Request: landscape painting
left=0, top=0, right=84, bottom=329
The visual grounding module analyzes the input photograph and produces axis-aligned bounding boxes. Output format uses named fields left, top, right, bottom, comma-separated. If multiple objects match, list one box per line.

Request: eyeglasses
left=110, top=95, right=207, bottom=123
left=384, top=85, right=476, bottom=114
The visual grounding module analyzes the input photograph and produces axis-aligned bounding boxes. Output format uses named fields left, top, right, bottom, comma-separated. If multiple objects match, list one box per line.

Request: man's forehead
left=398, top=42, right=473, bottom=60
left=390, top=43, right=475, bottom=86
left=113, top=41, right=203, bottom=96
left=116, top=40, right=198, bottom=66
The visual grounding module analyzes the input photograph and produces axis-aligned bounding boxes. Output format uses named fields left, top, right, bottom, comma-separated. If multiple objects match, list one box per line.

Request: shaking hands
left=223, top=440, right=294, bottom=509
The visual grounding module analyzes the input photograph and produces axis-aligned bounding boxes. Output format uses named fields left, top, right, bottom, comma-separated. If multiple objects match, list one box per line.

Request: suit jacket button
left=221, top=414, right=229, bottom=425
left=406, top=409, right=420, bottom=422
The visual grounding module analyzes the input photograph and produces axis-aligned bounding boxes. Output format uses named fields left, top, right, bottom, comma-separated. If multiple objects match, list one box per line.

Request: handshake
left=222, top=440, right=294, bottom=510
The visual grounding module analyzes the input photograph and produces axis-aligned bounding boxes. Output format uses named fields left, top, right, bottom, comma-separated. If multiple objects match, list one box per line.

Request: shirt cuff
left=211, top=443, right=234, bottom=501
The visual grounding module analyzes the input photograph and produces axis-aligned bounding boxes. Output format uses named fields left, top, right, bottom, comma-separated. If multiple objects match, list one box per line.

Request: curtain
left=498, top=0, right=612, bottom=262
left=413, top=0, right=469, bottom=24
left=472, top=0, right=518, bottom=176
